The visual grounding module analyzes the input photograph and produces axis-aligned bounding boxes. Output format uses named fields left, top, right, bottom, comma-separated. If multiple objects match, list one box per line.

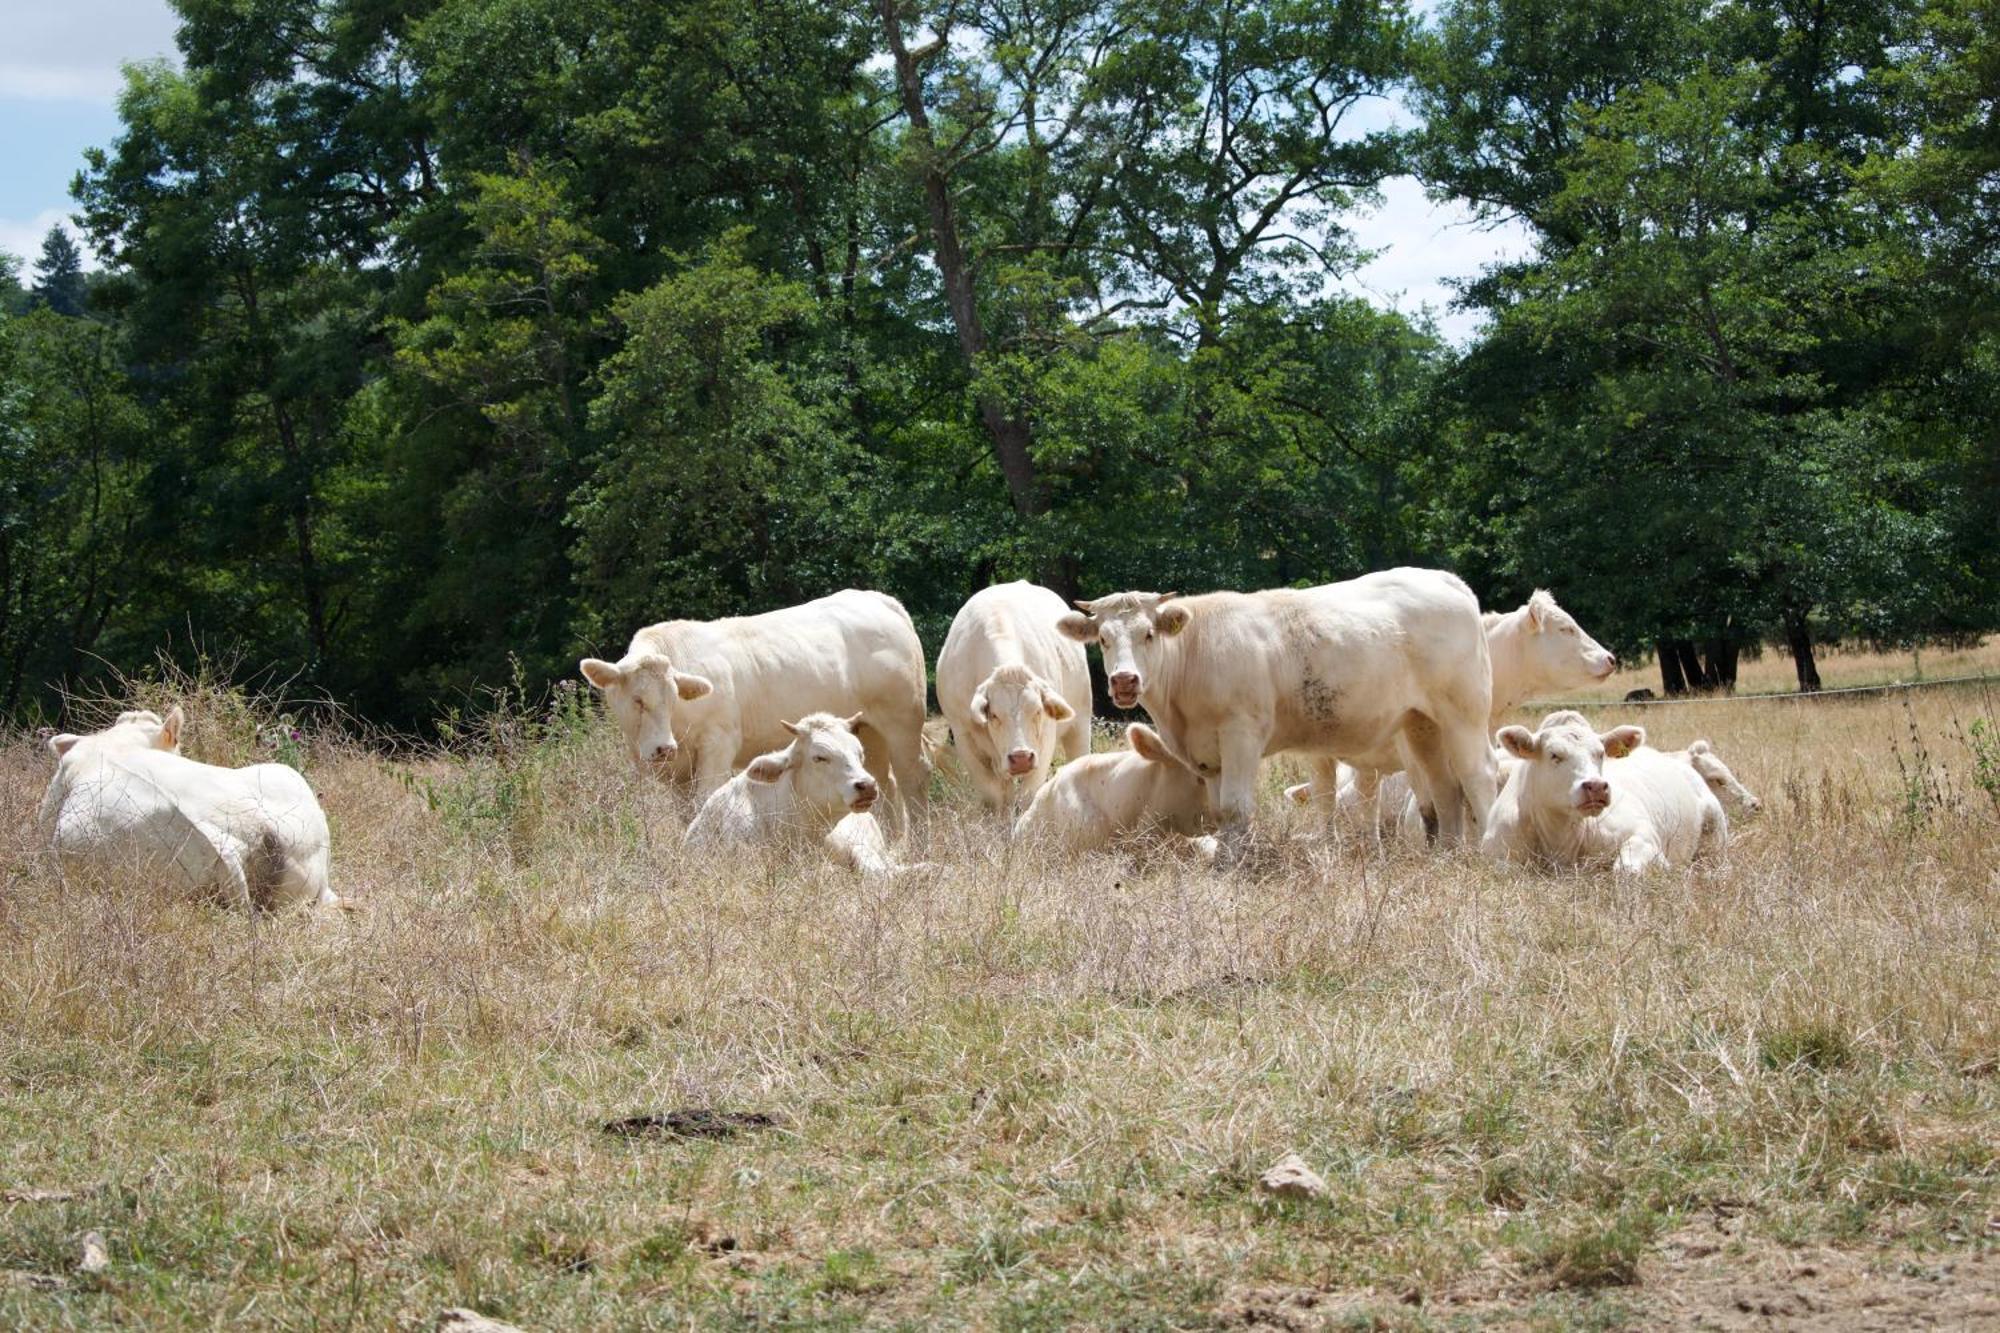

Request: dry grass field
left=2, top=657, right=1997, bottom=1329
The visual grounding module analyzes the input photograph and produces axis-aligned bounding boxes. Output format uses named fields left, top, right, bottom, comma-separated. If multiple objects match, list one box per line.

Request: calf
left=1013, top=724, right=1215, bottom=853
left=1674, top=739, right=1763, bottom=817
left=1481, top=710, right=1727, bottom=874
left=683, top=712, right=901, bottom=876
left=40, top=707, right=336, bottom=911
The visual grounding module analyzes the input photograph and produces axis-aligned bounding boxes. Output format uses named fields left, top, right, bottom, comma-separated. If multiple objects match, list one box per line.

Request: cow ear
left=1527, top=589, right=1554, bottom=629
left=1039, top=686, right=1075, bottom=722
left=968, top=688, right=991, bottom=724
left=48, top=733, right=80, bottom=758
left=579, top=658, right=623, bottom=690
left=1284, top=781, right=1311, bottom=805
left=1156, top=603, right=1191, bottom=636
left=842, top=711, right=865, bottom=732
left=1055, top=612, right=1097, bottom=643
left=780, top=718, right=804, bottom=737
left=1127, top=724, right=1185, bottom=768
left=1688, top=738, right=1711, bottom=755
left=1600, top=725, right=1645, bottom=758
left=673, top=670, right=713, bottom=701
left=158, top=706, right=184, bottom=750
left=1498, top=726, right=1539, bottom=760
left=746, top=750, right=792, bottom=783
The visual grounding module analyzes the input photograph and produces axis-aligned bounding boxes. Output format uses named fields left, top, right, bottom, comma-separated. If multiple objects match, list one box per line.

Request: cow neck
left=1137, top=627, right=1189, bottom=747
left=1523, top=791, right=1606, bottom=865
left=1485, top=609, right=1535, bottom=723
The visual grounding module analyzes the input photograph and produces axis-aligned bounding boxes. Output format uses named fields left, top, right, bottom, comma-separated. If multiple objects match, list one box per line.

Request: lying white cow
left=936, top=581, right=1091, bottom=811
left=1482, top=710, right=1727, bottom=874
left=683, top=712, right=902, bottom=876
left=1013, top=724, right=1215, bottom=853
left=1675, top=739, right=1763, bottom=817
left=39, top=707, right=335, bottom=911
left=1289, top=589, right=1617, bottom=826
left=1058, top=569, right=1497, bottom=847
left=581, top=589, right=930, bottom=814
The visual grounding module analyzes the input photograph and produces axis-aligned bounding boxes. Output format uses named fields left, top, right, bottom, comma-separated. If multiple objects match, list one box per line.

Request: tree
left=31, top=227, right=88, bottom=317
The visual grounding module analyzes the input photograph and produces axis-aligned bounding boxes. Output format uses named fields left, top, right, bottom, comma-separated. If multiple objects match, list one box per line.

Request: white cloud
left=0, top=0, right=179, bottom=102
left=1337, top=175, right=1537, bottom=345
left=0, top=210, right=96, bottom=275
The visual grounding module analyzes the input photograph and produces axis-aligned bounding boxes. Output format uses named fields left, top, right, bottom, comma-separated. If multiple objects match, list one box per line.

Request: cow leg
left=692, top=737, right=740, bottom=804
left=1214, top=722, right=1268, bottom=863
left=1437, top=723, right=1499, bottom=847
left=1399, top=720, right=1452, bottom=845
left=858, top=723, right=902, bottom=812
left=877, top=714, right=933, bottom=835
left=1059, top=715, right=1093, bottom=766
left=1614, top=837, right=1667, bottom=877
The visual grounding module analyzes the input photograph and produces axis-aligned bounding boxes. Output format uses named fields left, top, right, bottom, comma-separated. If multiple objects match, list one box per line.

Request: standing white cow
left=936, top=581, right=1092, bottom=812
left=1482, top=710, right=1728, bottom=874
left=1293, top=588, right=1619, bottom=828
left=39, top=707, right=336, bottom=911
left=1056, top=568, right=1498, bottom=847
left=580, top=589, right=930, bottom=814
left=683, top=712, right=901, bottom=875
left=1012, top=723, right=1215, bottom=853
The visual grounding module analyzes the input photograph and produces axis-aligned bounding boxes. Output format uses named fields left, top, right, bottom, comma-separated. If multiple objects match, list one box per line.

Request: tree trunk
left=1784, top=609, right=1822, bottom=692
left=1672, top=639, right=1706, bottom=694
left=879, top=1, right=1043, bottom=519
left=1701, top=637, right=1739, bottom=693
left=1657, top=638, right=1689, bottom=696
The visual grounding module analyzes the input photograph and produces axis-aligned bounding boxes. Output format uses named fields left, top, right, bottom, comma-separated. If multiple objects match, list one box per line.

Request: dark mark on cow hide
left=1300, top=670, right=1340, bottom=725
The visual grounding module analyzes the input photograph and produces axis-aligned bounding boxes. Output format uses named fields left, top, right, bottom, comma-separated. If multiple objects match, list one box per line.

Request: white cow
left=1482, top=710, right=1728, bottom=874
left=1057, top=568, right=1497, bottom=847
left=1674, top=739, right=1763, bottom=817
left=580, top=589, right=930, bottom=814
left=683, top=712, right=903, bottom=875
left=39, top=707, right=335, bottom=911
left=936, top=581, right=1092, bottom=811
left=1012, top=723, right=1215, bottom=853
left=1290, top=589, right=1617, bottom=826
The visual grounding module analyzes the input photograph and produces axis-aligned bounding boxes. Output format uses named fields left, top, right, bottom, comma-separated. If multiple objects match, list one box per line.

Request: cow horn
left=1071, top=599, right=1095, bottom=613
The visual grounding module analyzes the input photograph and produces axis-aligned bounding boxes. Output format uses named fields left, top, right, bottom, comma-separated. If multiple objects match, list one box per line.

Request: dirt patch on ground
left=1636, top=1229, right=1999, bottom=1330
left=1219, top=1234, right=2000, bottom=1329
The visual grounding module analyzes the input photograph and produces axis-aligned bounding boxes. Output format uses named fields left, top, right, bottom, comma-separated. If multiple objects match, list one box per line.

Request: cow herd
left=34, top=567, right=1766, bottom=908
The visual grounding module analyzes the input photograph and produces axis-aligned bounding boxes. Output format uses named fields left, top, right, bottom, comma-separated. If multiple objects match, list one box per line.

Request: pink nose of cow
left=1578, top=778, right=1610, bottom=810
left=651, top=742, right=677, bottom=764
left=851, top=777, right=879, bottom=809
left=1005, top=749, right=1035, bottom=776
left=1109, top=672, right=1141, bottom=704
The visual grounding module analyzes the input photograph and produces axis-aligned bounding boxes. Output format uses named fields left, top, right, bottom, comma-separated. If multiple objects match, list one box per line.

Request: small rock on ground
left=76, top=1231, right=109, bottom=1274
left=1259, top=1152, right=1329, bottom=1201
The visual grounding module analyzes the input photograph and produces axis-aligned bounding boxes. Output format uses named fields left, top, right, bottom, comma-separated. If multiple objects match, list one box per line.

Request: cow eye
left=1144, top=631, right=1155, bottom=642
left=814, top=754, right=828, bottom=763
left=1547, top=751, right=1563, bottom=763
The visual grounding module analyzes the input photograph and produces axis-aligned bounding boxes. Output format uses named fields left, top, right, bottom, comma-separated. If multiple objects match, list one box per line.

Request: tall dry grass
left=1, top=667, right=1996, bottom=1327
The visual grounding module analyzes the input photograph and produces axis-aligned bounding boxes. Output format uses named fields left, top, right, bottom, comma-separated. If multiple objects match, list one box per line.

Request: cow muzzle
left=1576, top=778, right=1610, bottom=814
left=649, top=741, right=678, bottom=765
left=1108, top=673, right=1142, bottom=709
left=1004, top=748, right=1036, bottom=777
left=849, top=779, right=879, bottom=812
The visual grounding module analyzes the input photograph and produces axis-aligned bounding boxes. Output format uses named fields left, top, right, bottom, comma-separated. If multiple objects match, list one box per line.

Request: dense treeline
left=2, top=0, right=1994, bottom=725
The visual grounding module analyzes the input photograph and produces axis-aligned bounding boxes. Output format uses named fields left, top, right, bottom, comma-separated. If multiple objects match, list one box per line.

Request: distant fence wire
left=1532, top=671, right=2000, bottom=711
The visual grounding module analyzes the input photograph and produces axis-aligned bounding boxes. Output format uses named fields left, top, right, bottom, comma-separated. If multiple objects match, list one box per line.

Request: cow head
left=970, top=663, right=1075, bottom=778
left=1125, top=722, right=1215, bottom=832
left=48, top=706, right=183, bottom=760
left=746, top=712, right=879, bottom=816
left=1496, top=709, right=1644, bottom=817
left=1514, top=589, right=1618, bottom=685
left=1685, top=738, right=1762, bottom=816
left=1056, top=591, right=1187, bottom=710
left=579, top=652, right=715, bottom=774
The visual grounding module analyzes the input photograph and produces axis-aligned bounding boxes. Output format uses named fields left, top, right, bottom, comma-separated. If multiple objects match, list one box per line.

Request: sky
left=0, top=0, right=1531, bottom=343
